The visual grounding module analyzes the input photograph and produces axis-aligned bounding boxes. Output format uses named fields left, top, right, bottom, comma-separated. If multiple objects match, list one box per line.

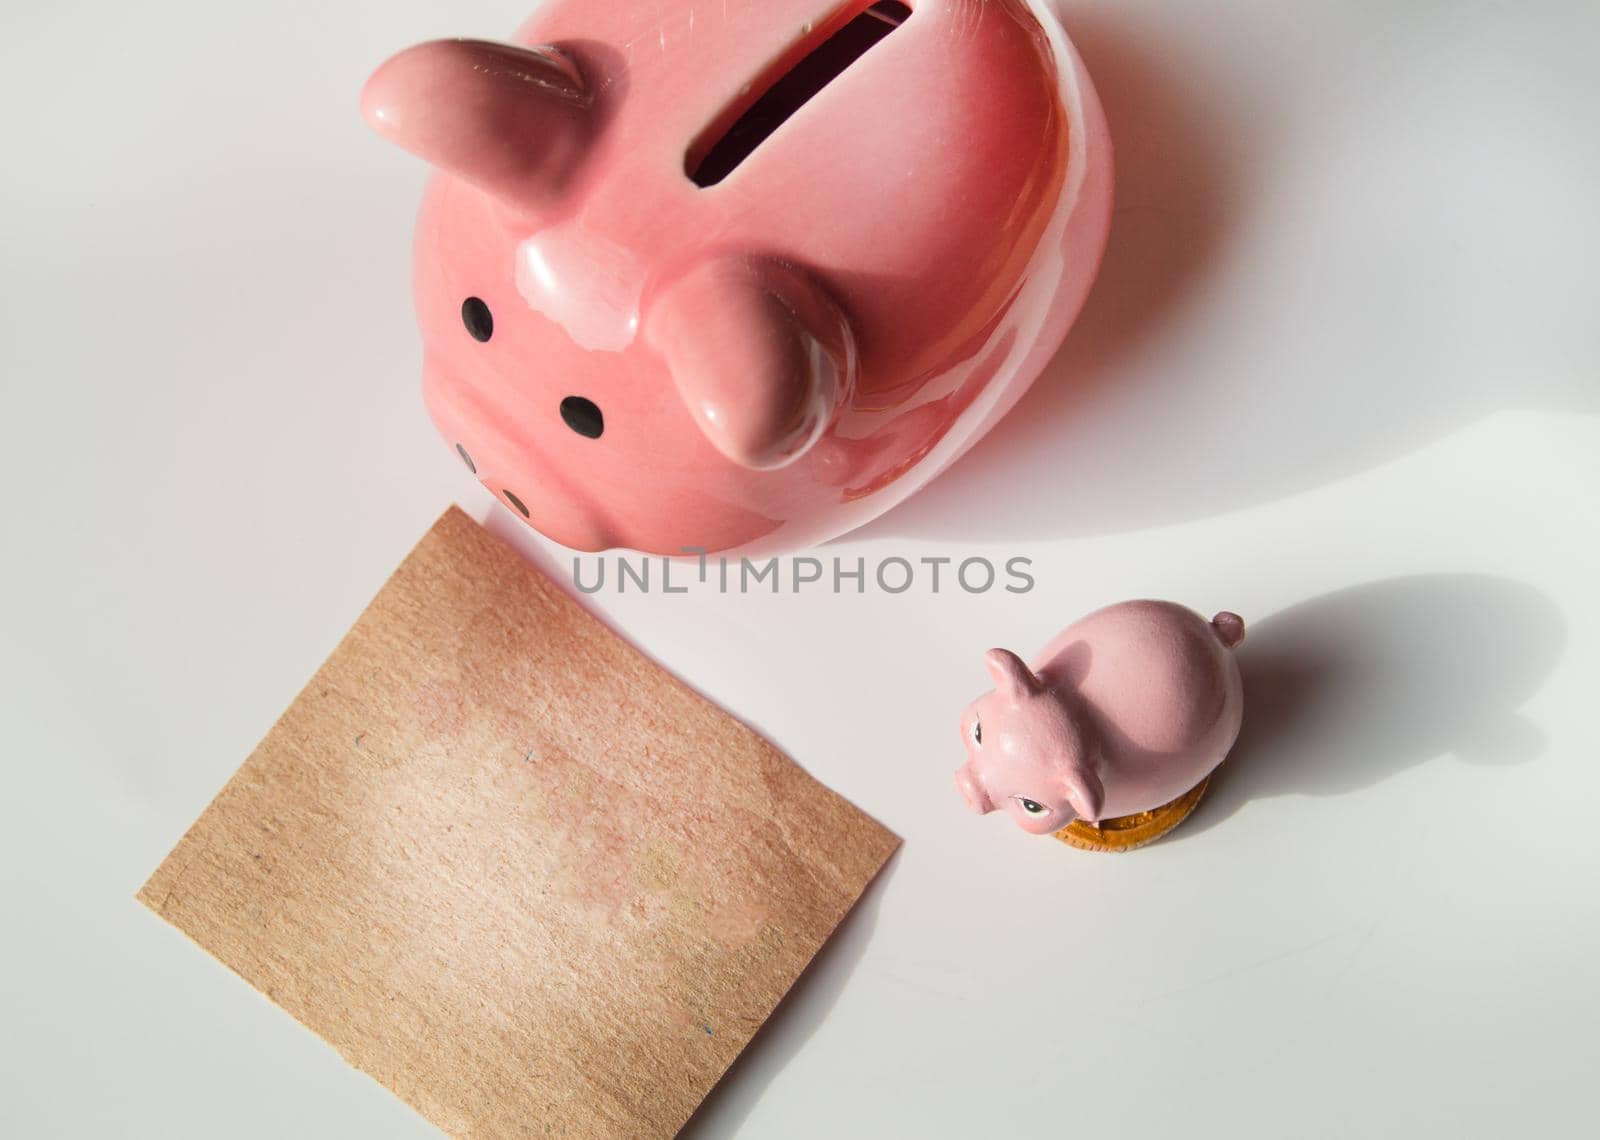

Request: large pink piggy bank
left=361, top=0, right=1113, bottom=553
left=955, top=602, right=1246, bottom=839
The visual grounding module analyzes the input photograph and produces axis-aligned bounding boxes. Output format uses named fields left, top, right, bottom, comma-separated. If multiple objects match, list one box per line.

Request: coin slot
left=687, top=1, right=911, bottom=188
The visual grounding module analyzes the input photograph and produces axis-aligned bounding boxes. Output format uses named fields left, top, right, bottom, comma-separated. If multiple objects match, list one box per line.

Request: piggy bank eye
left=560, top=396, right=605, bottom=439
left=971, top=718, right=982, bottom=746
left=462, top=297, right=493, bottom=342
left=1016, top=798, right=1047, bottom=816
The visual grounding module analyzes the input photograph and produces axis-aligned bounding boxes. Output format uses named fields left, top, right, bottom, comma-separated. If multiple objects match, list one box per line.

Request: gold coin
left=1053, top=775, right=1212, bottom=853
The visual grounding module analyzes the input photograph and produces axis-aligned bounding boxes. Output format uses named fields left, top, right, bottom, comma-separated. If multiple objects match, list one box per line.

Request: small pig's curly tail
left=1210, top=612, right=1246, bottom=649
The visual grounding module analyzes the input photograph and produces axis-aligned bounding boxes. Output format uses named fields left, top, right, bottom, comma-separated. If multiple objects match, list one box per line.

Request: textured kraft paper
left=138, top=507, right=898, bottom=1137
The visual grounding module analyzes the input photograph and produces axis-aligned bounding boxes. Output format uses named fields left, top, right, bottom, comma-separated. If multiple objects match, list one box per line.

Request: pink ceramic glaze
left=956, top=602, right=1247, bottom=835
left=362, top=0, right=1113, bottom=553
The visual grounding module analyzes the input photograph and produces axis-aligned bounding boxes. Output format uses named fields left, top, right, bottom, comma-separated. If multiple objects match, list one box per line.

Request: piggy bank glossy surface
left=955, top=602, right=1246, bottom=836
left=363, top=0, right=1112, bottom=553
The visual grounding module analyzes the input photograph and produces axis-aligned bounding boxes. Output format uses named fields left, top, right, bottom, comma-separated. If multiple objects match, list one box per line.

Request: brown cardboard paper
left=139, top=507, right=898, bottom=1137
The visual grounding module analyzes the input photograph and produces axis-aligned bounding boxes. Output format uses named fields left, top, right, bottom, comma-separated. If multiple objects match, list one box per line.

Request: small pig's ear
left=644, top=256, right=856, bottom=469
left=1060, top=766, right=1105, bottom=825
left=984, top=648, right=1041, bottom=698
left=361, top=39, right=592, bottom=214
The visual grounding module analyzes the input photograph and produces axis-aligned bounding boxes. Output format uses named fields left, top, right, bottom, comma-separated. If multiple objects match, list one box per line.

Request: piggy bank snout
left=954, top=764, right=994, bottom=815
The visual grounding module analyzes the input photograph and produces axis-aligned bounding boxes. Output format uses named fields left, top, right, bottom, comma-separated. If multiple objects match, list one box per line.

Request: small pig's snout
left=954, top=765, right=994, bottom=814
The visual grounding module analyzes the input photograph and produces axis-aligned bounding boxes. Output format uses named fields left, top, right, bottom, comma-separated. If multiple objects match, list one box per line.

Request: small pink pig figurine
left=956, top=602, right=1246, bottom=847
left=361, top=0, right=1112, bottom=554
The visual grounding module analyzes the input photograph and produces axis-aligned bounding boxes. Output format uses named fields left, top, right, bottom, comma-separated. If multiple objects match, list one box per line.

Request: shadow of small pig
left=1189, top=573, right=1565, bottom=834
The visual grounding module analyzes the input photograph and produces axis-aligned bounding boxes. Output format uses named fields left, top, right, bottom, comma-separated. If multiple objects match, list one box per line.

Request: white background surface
left=3, top=0, right=1597, bottom=1136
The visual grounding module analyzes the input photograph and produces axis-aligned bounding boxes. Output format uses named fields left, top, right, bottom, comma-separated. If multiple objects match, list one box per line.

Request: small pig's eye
left=971, top=718, right=982, bottom=746
left=1017, top=798, right=1047, bottom=816
left=462, top=297, right=493, bottom=342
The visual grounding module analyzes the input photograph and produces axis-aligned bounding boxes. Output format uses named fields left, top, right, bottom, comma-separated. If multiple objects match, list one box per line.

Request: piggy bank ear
left=361, top=39, right=592, bottom=214
left=1059, top=766, right=1105, bottom=825
left=984, top=648, right=1041, bottom=698
left=644, top=256, right=856, bottom=469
